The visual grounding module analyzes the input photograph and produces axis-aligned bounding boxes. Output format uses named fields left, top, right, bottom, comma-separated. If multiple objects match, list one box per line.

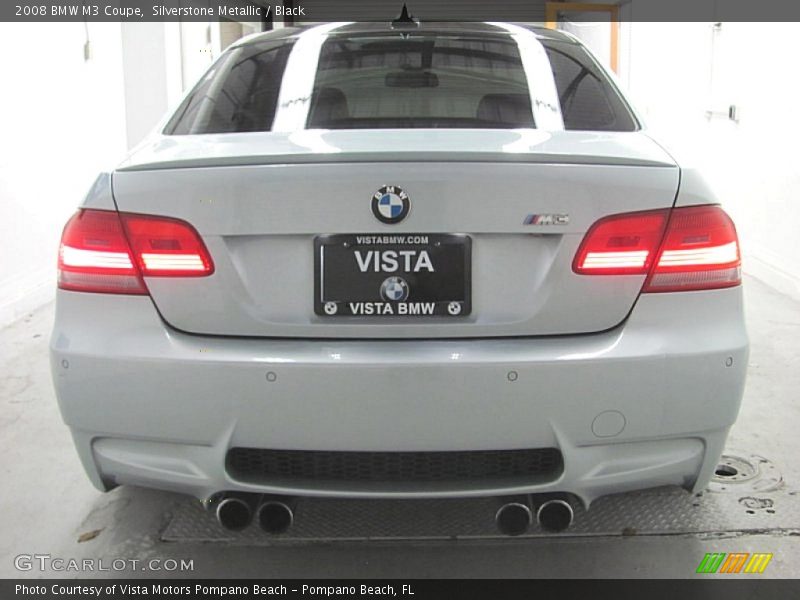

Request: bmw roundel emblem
left=380, top=276, right=409, bottom=302
left=372, top=185, right=410, bottom=224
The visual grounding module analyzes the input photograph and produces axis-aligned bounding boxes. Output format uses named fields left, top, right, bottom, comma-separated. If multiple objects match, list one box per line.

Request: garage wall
left=121, top=23, right=171, bottom=148
left=617, top=21, right=800, bottom=298
left=0, top=21, right=261, bottom=328
left=0, top=23, right=128, bottom=326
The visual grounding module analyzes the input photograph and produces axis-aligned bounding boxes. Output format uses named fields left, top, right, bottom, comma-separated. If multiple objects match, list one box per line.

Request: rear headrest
left=308, top=87, right=349, bottom=127
left=476, top=93, right=533, bottom=127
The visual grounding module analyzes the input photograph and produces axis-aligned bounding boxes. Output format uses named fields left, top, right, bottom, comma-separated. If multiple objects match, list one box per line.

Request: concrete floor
left=1, top=275, right=798, bottom=578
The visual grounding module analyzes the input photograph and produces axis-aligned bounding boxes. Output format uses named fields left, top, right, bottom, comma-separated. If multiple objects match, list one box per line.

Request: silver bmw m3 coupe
left=50, top=21, right=747, bottom=534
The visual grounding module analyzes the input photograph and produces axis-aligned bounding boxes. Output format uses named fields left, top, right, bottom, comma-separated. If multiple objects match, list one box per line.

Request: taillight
left=58, top=209, right=213, bottom=294
left=573, top=205, right=741, bottom=292
left=58, top=210, right=147, bottom=294
left=644, top=205, right=740, bottom=292
left=572, top=209, right=669, bottom=275
left=120, top=213, right=214, bottom=277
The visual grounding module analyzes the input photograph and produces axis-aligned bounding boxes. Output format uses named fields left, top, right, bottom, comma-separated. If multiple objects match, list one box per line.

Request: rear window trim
left=543, top=39, right=641, bottom=132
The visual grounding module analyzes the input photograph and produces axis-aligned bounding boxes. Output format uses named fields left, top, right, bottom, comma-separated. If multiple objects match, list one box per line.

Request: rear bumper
left=50, top=287, right=748, bottom=505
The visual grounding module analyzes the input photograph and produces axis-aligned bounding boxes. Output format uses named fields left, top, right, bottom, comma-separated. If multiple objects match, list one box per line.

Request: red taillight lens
left=58, top=209, right=213, bottom=294
left=572, top=209, right=669, bottom=275
left=573, top=205, right=741, bottom=292
left=58, top=210, right=147, bottom=294
left=644, top=205, right=740, bottom=292
left=120, top=214, right=214, bottom=277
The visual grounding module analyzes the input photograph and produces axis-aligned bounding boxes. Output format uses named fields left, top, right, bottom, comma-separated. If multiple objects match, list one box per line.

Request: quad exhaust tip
left=495, top=501, right=533, bottom=536
left=215, top=496, right=253, bottom=531
left=257, top=500, right=294, bottom=534
left=215, top=494, right=295, bottom=534
left=495, top=496, right=575, bottom=536
left=536, top=499, right=574, bottom=533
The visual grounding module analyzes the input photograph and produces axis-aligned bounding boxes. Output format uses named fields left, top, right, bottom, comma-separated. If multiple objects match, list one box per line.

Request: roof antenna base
left=391, top=4, right=419, bottom=30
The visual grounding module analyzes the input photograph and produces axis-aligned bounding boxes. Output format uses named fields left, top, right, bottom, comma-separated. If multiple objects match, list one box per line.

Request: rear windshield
left=308, top=35, right=532, bottom=129
left=165, top=32, right=637, bottom=134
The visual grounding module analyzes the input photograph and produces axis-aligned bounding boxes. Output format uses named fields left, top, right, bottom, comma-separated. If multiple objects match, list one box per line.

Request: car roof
left=232, top=22, right=578, bottom=47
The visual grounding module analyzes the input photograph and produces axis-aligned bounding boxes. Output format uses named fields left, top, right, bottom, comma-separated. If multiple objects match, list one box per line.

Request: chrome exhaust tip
left=215, top=496, right=254, bottom=531
left=495, top=501, right=533, bottom=536
left=536, top=499, right=574, bottom=532
left=257, top=499, right=295, bottom=534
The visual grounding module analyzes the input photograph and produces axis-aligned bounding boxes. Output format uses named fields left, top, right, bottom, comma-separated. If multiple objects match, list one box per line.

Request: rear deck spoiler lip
left=116, top=130, right=678, bottom=172
left=117, top=152, right=678, bottom=172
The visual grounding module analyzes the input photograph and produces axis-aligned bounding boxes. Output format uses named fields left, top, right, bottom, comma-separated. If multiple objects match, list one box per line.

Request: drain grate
left=708, top=452, right=783, bottom=492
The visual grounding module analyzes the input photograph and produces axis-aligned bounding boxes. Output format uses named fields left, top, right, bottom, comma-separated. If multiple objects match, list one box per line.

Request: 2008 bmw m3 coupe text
left=50, top=22, right=747, bottom=534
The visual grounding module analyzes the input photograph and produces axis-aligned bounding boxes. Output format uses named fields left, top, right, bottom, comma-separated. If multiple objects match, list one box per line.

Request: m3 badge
left=524, top=214, right=570, bottom=225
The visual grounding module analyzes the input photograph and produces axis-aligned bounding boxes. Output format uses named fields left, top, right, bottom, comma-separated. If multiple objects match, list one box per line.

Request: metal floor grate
left=163, top=452, right=800, bottom=544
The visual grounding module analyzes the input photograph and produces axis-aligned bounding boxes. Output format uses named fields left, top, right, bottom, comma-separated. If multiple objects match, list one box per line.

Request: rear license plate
left=314, top=234, right=471, bottom=317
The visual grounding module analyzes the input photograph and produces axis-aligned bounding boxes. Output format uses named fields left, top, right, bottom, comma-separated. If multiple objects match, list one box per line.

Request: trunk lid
left=112, top=129, right=678, bottom=338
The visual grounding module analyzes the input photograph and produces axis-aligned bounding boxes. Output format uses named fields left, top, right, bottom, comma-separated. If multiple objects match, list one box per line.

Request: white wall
left=0, top=20, right=253, bottom=327
left=618, top=21, right=800, bottom=298
left=121, top=23, right=170, bottom=148
left=178, top=22, right=217, bottom=91
left=0, top=23, right=128, bottom=326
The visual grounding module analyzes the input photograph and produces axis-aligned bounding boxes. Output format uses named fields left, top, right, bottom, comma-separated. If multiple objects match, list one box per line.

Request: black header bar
left=4, top=0, right=800, bottom=22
